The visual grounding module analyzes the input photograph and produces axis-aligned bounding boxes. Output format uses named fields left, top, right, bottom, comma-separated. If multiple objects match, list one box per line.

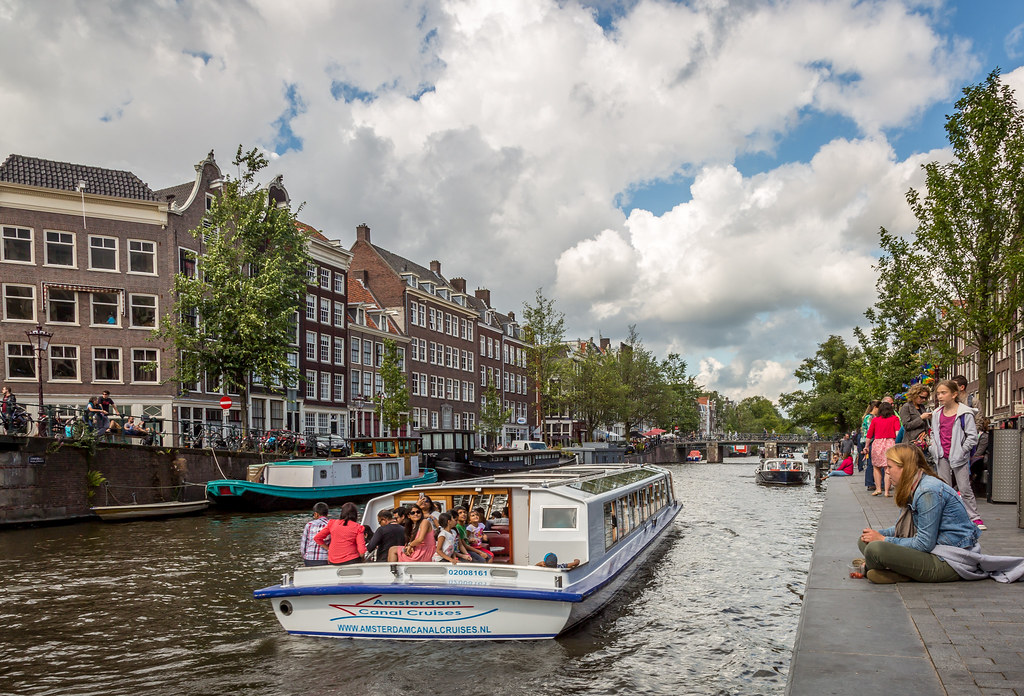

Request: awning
left=42, top=283, right=125, bottom=315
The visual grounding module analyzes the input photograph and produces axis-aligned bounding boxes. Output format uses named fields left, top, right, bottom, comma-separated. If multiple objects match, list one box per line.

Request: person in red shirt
left=314, top=502, right=366, bottom=565
left=866, top=401, right=902, bottom=496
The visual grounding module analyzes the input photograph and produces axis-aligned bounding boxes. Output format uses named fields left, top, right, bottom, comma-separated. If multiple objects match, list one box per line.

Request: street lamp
left=25, top=324, right=53, bottom=428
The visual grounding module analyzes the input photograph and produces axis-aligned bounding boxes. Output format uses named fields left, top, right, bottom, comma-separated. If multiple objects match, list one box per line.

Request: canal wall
left=0, top=436, right=283, bottom=526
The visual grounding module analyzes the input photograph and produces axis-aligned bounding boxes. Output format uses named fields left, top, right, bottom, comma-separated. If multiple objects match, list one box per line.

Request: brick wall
left=0, top=436, right=283, bottom=526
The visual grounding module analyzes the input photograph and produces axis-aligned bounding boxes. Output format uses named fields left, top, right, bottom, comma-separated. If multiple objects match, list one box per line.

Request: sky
left=2, top=0, right=1024, bottom=403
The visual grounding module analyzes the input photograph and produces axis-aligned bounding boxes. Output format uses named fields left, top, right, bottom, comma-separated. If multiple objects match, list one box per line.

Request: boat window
left=351, top=463, right=362, bottom=479
left=617, top=496, right=629, bottom=536
left=369, top=462, right=383, bottom=482
left=375, top=440, right=396, bottom=455
left=491, top=492, right=508, bottom=514
left=630, top=491, right=640, bottom=529
left=604, top=502, right=617, bottom=549
left=319, top=470, right=327, bottom=480
left=352, top=440, right=374, bottom=455
left=540, top=507, right=578, bottom=530
left=385, top=461, right=399, bottom=480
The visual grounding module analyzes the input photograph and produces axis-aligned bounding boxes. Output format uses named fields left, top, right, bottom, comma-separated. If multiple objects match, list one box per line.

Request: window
left=411, top=373, right=420, bottom=396
left=47, top=289, right=77, bottom=324
left=375, top=342, right=383, bottom=367
left=428, top=308, right=436, bottom=331
left=430, top=411, right=438, bottom=428
left=541, top=507, right=579, bottom=530
left=178, top=248, right=197, bottom=277
left=44, top=230, right=75, bottom=266
left=363, top=371, right=372, bottom=396
left=351, top=370, right=361, bottom=398
left=320, top=268, right=330, bottom=289
left=363, top=340, right=372, bottom=365
left=369, top=462, right=383, bottom=482
left=129, top=294, right=157, bottom=328
left=398, top=347, right=405, bottom=372
left=2, top=226, right=33, bottom=263
left=305, top=332, right=317, bottom=361
left=333, top=374, right=345, bottom=402
left=305, top=294, right=316, bottom=320
left=306, top=264, right=316, bottom=282
left=93, top=347, right=121, bottom=382
left=88, top=236, right=118, bottom=270
left=333, top=337, right=345, bottom=365
left=49, top=345, right=79, bottom=381
left=334, top=273, right=344, bottom=293
left=4, top=284, right=35, bottom=321
left=319, top=297, right=330, bottom=323
left=386, top=461, right=399, bottom=480
left=6, top=343, right=35, bottom=379
left=128, top=240, right=156, bottom=274
left=131, top=349, right=158, bottom=383
left=445, top=313, right=452, bottom=335
left=91, top=292, right=120, bottom=326
left=305, top=370, right=317, bottom=399
left=320, top=335, right=330, bottom=363
left=320, top=371, right=331, bottom=400
left=351, top=463, right=362, bottom=479
left=374, top=373, right=383, bottom=396
left=351, top=337, right=361, bottom=365
left=333, top=301, right=344, bottom=327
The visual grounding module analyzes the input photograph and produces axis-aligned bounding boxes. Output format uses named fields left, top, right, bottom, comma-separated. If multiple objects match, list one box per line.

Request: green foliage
left=478, top=379, right=512, bottom=447
left=876, top=69, right=1024, bottom=414
left=155, top=146, right=313, bottom=426
left=779, top=335, right=872, bottom=435
left=523, top=288, right=567, bottom=440
left=563, top=346, right=624, bottom=437
left=614, top=326, right=669, bottom=436
left=85, top=469, right=106, bottom=500
left=379, top=339, right=409, bottom=434
left=731, top=396, right=790, bottom=434
left=658, top=353, right=701, bottom=433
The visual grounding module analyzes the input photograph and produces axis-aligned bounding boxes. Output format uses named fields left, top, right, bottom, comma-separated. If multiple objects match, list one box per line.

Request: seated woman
left=857, top=444, right=979, bottom=583
left=388, top=502, right=435, bottom=563
left=829, top=453, right=854, bottom=477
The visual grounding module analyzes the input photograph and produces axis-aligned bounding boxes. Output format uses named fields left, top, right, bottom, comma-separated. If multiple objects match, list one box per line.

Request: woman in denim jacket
left=858, top=444, right=979, bottom=583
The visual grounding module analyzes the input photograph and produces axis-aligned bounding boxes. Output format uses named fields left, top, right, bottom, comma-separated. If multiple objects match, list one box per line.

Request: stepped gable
left=0, top=153, right=156, bottom=201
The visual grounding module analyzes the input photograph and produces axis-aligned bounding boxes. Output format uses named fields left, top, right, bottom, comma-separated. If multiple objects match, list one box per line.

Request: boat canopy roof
left=404, top=464, right=666, bottom=501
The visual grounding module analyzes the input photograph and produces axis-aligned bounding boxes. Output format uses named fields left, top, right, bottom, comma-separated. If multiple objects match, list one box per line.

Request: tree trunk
left=977, top=347, right=990, bottom=417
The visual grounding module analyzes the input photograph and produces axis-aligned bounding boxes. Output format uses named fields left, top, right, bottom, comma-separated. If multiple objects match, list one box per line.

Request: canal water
left=0, top=460, right=824, bottom=696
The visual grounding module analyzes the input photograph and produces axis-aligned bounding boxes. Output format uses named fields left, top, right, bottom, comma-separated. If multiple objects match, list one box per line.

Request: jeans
left=858, top=539, right=960, bottom=582
left=303, top=559, right=329, bottom=567
left=937, top=457, right=981, bottom=521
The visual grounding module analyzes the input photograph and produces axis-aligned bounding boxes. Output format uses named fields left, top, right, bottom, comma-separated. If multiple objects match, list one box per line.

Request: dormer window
left=403, top=274, right=418, bottom=288
left=422, top=282, right=434, bottom=294
left=437, top=288, right=449, bottom=300
left=454, top=295, right=465, bottom=306
left=357, top=308, right=366, bottom=325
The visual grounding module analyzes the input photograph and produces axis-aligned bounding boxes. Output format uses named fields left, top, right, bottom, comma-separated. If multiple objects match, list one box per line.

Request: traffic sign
left=220, top=396, right=232, bottom=410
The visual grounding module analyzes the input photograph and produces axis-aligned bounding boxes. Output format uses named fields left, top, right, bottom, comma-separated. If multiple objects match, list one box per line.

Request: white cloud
left=0, top=0, right=986, bottom=398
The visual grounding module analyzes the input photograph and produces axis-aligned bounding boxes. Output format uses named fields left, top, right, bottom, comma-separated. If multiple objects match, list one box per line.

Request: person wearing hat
left=536, top=553, right=580, bottom=570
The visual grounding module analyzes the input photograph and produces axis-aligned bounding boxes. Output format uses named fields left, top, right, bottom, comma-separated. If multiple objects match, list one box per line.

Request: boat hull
left=90, top=500, right=210, bottom=521
left=206, top=470, right=439, bottom=511
left=755, top=470, right=809, bottom=485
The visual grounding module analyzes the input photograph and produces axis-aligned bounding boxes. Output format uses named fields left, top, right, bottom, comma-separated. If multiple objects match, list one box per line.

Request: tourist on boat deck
left=466, top=509, right=494, bottom=561
left=388, top=502, right=435, bottom=563
left=300, top=502, right=330, bottom=567
left=314, top=502, right=366, bottom=565
left=365, top=509, right=407, bottom=562
left=453, top=507, right=491, bottom=563
left=536, top=553, right=580, bottom=570
left=434, top=512, right=471, bottom=564
left=417, top=494, right=440, bottom=528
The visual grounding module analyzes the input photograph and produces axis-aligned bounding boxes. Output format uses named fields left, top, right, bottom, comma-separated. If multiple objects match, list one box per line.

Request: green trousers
left=858, top=539, right=961, bottom=583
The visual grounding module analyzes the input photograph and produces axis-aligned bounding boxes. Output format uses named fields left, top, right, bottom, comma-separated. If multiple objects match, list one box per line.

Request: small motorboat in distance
left=685, top=450, right=702, bottom=462
left=755, top=458, right=810, bottom=486
left=91, top=500, right=209, bottom=521
left=254, top=463, right=682, bottom=640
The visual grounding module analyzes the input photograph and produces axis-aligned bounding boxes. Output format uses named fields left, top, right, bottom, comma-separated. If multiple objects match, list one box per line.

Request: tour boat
left=685, top=450, right=702, bottom=462
left=90, top=499, right=209, bottom=521
left=755, top=458, right=810, bottom=486
left=206, top=436, right=437, bottom=511
left=254, top=463, right=681, bottom=640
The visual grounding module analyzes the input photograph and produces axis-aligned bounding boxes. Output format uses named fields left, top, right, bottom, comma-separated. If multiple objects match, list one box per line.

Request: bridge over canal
left=628, top=434, right=835, bottom=465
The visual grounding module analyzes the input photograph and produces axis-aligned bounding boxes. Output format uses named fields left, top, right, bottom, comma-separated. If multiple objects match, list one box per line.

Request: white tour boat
left=254, top=463, right=681, bottom=640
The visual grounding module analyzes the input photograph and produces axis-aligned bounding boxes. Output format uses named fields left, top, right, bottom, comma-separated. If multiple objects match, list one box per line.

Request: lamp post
left=25, top=324, right=53, bottom=428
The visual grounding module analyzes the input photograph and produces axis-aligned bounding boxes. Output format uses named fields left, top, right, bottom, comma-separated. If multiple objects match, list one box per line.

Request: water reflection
left=0, top=459, right=822, bottom=696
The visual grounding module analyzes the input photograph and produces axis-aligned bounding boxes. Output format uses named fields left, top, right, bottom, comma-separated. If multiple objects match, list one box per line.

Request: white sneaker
left=974, top=519, right=987, bottom=530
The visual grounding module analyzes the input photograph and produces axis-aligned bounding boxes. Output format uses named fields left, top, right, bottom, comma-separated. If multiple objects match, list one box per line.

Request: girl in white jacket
left=929, top=379, right=984, bottom=530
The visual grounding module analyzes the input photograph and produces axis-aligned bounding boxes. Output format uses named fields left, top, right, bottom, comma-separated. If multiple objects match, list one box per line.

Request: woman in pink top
left=314, top=502, right=367, bottom=565
left=866, top=401, right=901, bottom=496
left=388, top=502, right=436, bottom=563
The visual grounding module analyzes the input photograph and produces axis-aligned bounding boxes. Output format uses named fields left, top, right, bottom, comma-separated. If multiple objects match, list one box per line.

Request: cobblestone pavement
left=788, top=472, right=1024, bottom=696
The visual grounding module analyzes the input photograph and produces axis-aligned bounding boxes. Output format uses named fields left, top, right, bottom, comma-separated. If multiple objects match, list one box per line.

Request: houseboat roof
left=408, top=463, right=666, bottom=499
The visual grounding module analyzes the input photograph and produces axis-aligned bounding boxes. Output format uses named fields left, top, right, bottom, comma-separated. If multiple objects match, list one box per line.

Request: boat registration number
left=446, top=567, right=489, bottom=578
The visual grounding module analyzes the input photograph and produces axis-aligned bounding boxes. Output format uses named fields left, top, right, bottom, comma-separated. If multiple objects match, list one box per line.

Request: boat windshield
left=352, top=440, right=374, bottom=455
left=568, top=468, right=660, bottom=494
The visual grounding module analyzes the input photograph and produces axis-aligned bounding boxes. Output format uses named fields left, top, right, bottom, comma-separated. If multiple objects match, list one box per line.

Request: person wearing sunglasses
left=388, top=502, right=436, bottom=563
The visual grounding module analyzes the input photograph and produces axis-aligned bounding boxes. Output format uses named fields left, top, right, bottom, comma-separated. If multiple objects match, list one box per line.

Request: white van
left=510, top=440, right=549, bottom=451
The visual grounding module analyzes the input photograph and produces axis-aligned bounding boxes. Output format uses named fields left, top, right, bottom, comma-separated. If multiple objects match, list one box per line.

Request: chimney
left=429, top=260, right=441, bottom=275
left=600, top=337, right=610, bottom=352
left=475, top=288, right=491, bottom=307
left=356, top=269, right=369, bottom=285
left=450, top=277, right=467, bottom=293
left=508, top=311, right=515, bottom=321
left=356, top=223, right=371, bottom=243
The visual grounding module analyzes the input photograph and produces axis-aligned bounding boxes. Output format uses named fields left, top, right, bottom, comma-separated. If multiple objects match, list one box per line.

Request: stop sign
left=220, top=396, right=232, bottom=410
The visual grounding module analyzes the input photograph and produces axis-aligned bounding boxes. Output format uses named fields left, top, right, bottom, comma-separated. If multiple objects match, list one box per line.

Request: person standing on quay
left=861, top=401, right=880, bottom=489
left=899, top=384, right=933, bottom=451
left=867, top=401, right=901, bottom=496
left=929, top=380, right=984, bottom=530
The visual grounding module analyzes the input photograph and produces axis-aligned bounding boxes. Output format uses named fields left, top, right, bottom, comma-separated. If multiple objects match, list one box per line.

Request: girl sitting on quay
left=857, top=444, right=979, bottom=583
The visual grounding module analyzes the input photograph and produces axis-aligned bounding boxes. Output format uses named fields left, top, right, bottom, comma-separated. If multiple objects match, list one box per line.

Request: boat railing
left=286, top=561, right=566, bottom=590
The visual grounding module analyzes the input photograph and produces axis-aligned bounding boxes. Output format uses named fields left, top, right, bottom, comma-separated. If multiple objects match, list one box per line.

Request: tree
left=523, top=288, right=567, bottom=442
left=379, top=338, right=409, bottom=434
left=779, top=335, right=871, bottom=435
left=614, top=326, right=667, bottom=436
left=478, top=378, right=512, bottom=448
left=564, top=346, right=624, bottom=439
left=155, top=146, right=312, bottom=429
left=877, top=69, right=1024, bottom=415
left=658, top=353, right=702, bottom=434
left=732, top=396, right=790, bottom=434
